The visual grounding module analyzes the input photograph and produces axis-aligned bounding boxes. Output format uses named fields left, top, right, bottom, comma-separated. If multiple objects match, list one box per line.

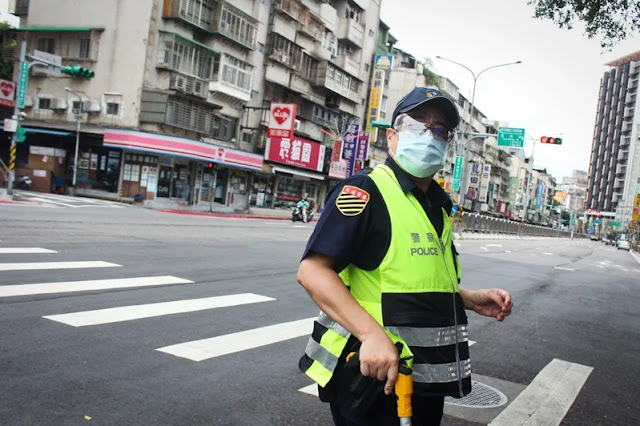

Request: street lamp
left=435, top=56, right=522, bottom=204
left=65, top=87, right=83, bottom=189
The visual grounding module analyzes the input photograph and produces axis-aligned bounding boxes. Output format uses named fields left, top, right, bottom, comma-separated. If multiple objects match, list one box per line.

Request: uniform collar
left=384, top=157, right=453, bottom=211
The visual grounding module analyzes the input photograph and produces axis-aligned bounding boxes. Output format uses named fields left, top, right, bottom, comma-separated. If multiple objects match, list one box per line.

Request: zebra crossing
left=1, top=245, right=593, bottom=424
left=8, top=191, right=126, bottom=208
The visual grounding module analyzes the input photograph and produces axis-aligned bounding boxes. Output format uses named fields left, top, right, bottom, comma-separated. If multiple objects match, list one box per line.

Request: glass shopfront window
left=250, top=174, right=275, bottom=207
left=75, top=148, right=121, bottom=192
left=275, top=176, right=304, bottom=209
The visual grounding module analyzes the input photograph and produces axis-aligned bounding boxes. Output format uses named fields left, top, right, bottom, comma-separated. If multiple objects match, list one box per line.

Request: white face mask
left=393, top=129, right=449, bottom=178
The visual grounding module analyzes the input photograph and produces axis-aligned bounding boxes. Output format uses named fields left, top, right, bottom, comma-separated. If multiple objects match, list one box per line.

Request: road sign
left=497, top=127, right=525, bottom=148
left=32, top=50, right=62, bottom=75
left=17, top=60, right=28, bottom=109
left=3, top=118, right=17, bottom=132
left=452, top=156, right=463, bottom=191
left=611, top=221, right=621, bottom=227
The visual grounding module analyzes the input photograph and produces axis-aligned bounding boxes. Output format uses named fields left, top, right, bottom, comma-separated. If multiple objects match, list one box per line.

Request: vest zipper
left=438, top=237, right=464, bottom=398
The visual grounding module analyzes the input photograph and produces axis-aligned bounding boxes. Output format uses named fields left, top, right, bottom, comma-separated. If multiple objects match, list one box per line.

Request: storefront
left=103, top=129, right=264, bottom=207
left=263, top=135, right=328, bottom=211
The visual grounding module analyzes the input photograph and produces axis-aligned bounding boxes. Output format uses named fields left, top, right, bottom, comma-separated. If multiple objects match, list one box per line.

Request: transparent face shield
left=393, top=113, right=455, bottom=142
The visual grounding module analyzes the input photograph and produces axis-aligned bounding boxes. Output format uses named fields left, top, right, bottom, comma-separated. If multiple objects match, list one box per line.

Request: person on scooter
left=297, top=196, right=310, bottom=222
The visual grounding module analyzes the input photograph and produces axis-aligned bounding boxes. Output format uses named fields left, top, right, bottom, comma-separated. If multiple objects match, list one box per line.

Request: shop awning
left=271, top=165, right=325, bottom=181
left=103, top=128, right=264, bottom=172
left=0, top=125, right=72, bottom=136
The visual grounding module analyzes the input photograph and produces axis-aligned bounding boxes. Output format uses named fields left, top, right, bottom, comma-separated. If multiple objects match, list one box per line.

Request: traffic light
left=15, top=126, right=26, bottom=143
left=540, top=136, right=562, bottom=145
left=60, top=65, right=95, bottom=79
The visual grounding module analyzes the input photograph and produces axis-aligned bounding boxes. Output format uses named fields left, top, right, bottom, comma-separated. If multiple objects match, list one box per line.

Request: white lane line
left=0, top=275, right=192, bottom=297
left=0, top=261, right=120, bottom=272
left=505, top=250, right=512, bottom=253
left=44, top=293, right=274, bottom=327
left=299, top=339, right=476, bottom=397
left=26, top=197, right=78, bottom=208
left=543, top=252, right=553, bottom=256
left=486, top=244, right=502, bottom=248
left=489, top=358, right=593, bottom=426
left=0, top=247, right=57, bottom=254
left=554, top=267, right=575, bottom=271
left=157, top=317, right=316, bottom=361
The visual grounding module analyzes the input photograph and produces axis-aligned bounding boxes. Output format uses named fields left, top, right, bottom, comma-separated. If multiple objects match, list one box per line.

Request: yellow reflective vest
left=299, top=164, right=471, bottom=397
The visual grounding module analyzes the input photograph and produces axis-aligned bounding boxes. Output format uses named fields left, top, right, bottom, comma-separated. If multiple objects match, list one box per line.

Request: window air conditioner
left=50, top=98, right=68, bottom=110
left=171, top=75, right=187, bottom=91
left=294, top=119, right=301, bottom=131
left=82, top=99, right=102, bottom=113
left=23, top=95, right=33, bottom=108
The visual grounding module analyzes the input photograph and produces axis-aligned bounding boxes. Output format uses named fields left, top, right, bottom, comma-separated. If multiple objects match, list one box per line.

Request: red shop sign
left=266, top=136, right=326, bottom=172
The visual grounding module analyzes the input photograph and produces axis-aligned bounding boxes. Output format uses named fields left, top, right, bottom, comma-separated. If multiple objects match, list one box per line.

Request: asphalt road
left=0, top=203, right=638, bottom=425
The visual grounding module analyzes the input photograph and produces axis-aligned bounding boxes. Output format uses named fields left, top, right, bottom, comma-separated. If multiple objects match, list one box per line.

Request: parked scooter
left=16, top=175, right=31, bottom=190
left=292, top=205, right=314, bottom=222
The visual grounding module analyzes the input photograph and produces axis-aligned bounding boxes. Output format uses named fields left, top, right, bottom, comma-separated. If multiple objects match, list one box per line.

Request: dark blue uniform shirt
left=303, top=157, right=455, bottom=273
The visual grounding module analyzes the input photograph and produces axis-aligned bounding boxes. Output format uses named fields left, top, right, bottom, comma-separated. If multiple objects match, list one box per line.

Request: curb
left=630, top=250, right=640, bottom=265
left=155, top=208, right=319, bottom=222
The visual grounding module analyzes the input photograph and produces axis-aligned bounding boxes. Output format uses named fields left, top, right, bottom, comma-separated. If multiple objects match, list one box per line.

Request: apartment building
left=559, top=169, right=587, bottom=212
left=586, top=50, right=640, bottom=231
left=2, top=0, right=382, bottom=212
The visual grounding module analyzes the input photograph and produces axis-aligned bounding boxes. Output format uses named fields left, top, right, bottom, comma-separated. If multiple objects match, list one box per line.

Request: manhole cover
left=444, top=381, right=508, bottom=408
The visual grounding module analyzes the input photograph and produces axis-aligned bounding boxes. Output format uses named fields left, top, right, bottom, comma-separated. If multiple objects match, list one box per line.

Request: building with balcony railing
left=586, top=50, right=640, bottom=230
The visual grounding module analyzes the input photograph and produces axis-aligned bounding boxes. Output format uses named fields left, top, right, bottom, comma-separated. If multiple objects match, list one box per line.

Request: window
left=369, top=29, right=375, bottom=38
left=157, top=32, right=216, bottom=79
left=219, top=54, right=253, bottom=92
left=71, top=100, right=82, bottom=112
left=301, top=54, right=318, bottom=82
left=381, top=96, right=388, bottom=112
left=37, top=38, right=55, bottom=54
left=218, top=3, right=258, bottom=48
left=38, top=98, right=51, bottom=109
left=106, top=102, right=120, bottom=115
left=79, top=38, right=91, bottom=58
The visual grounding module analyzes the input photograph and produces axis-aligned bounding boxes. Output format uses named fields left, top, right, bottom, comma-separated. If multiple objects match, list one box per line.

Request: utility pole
left=6, top=41, right=26, bottom=195
left=521, top=136, right=537, bottom=221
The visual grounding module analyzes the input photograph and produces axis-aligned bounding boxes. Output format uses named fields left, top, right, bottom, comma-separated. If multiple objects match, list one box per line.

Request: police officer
left=297, top=87, right=513, bottom=425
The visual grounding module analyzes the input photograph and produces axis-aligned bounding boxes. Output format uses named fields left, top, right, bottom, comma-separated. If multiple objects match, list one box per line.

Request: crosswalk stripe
left=0, top=248, right=57, bottom=254
left=489, top=358, right=593, bottom=426
left=0, top=275, right=192, bottom=297
left=157, top=317, right=316, bottom=361
left=43, top=293, right=275, bottom=327
left=0, top=261, right=120, bottom=272
left=25, top=197, right=78, bottom=207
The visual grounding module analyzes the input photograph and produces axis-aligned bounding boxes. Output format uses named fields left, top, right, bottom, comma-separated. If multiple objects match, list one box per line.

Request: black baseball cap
left=391, top=87, right=460, bottom=129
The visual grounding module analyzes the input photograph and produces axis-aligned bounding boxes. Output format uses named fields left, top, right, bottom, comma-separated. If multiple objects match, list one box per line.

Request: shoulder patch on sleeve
left=336, top=185, right=370, bottom=216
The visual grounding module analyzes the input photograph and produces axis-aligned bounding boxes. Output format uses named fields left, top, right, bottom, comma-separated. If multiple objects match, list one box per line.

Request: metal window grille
left=219, top=54, right=253, bottom=92
left=28, top=30, right=100, bottom=60
left=36, top=38, right=55, bottom=54
left=218, top=3, right=257, bottom=48
left=38, top=98, right=51, bottom=109
left=106, top=102, right=120, bottom=115
left=78, top=38, right=90, bottom=58
left=270, top=34, right=302, bottom=69
left=174, top=0, right=214, bottom=29
left=157, top=32, right=215, bottom=79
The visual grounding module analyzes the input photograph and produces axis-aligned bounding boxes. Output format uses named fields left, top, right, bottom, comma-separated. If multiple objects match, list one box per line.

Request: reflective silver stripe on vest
left=412, top=359, right=471, bottom=383
left=305, top=336, right=340, bottom=373
left=386, top=325, right=468, bottom=347
left=317, top=311, right=351, bottom=339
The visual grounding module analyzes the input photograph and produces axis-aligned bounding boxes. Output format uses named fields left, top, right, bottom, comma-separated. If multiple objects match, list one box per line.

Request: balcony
left=615, top=164, right=627, bottom=176
left=209, top=55, right=253, bottom=103
left=156, top=31, right=216, bottom=81
left=336, top=17, right=364, bottom=49
left=170, top=72, right=209, bottom=98
left=333, top=54, right=359, bottom=78
left=212, top=1, right=258, bottom=50
left=163, top=0, right=215, bottom=31
left=311, top=63, right=361, bottom=105
left=11, top=0, right=29, bottom=15
left=275, top=0, right=303, bottom=21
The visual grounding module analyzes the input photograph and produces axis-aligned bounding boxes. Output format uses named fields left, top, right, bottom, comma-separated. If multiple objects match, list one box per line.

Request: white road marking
left=44, top=293, right=274, bottom=327
left=157, top=317, right=316, bottom=361
left=0, top=275, right=192, bottom=297
left=0, top=261, right=120, bottom=272
left=26, top=197, right=78, bottom=208
left=489, top=358, right=593, bottom=426
left=486, top=244, right=502, bottom=248
left=0, top=247, right=57, bottom=254
left=481, top=247, right=488, bottom=251
left=505, top=250, right=512, bottom=253
left=543, top=252, right=553, bottom=256
left=554, top=267, right=575, bottom=271
left=299, top=384, right=318, bottom=396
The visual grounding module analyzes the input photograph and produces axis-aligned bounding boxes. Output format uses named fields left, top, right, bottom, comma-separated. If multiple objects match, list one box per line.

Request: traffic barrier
left=459, top=211, right=582, bottom=238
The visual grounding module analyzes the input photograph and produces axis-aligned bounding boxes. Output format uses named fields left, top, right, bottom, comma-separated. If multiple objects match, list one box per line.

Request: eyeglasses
left=394, top=113, right=454, bottom=142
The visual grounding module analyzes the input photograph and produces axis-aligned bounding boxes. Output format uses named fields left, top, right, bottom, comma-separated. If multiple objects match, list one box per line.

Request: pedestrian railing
left=456, top=212, right=584, bottom=238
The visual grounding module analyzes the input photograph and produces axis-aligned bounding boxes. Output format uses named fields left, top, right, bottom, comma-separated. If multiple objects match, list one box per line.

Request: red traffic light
left=540, top=136, right=562, bottom=145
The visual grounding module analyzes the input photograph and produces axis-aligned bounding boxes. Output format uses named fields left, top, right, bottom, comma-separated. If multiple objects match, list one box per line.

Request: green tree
left=418, top=58, right=440, bottom=87
left=527, top=0, right=640, bottom=49
left=0, top=22, right=16, bottom=81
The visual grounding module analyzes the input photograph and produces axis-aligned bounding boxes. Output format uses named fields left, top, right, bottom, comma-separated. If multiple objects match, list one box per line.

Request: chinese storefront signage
left=0, top=79, right=16, bottom=108
left=342, top=123, right=359, bottom=176
left=365, top=69, right=385, bottom=132
left=266, top=136, right=325, bottom=172
left=535, top=183, right=544, bottom=210
left=331, top=139, right=344, bottom=162
left=267, top=102, right=297, bottom=138
left=466, top=162, right=481, bottom=199
left=329, top=159, right=348, bottom=179
left=478, top=164, right=491, bottom=203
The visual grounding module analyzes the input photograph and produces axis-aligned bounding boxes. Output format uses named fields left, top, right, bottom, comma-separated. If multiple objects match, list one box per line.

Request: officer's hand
left=358, top=329, right=398, bottom=395
left=471, top=288, right=513, bottom=321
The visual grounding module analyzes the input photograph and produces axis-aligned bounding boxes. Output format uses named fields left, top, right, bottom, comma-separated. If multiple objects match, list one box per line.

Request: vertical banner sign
left=267, top=103, right=297, bottom=138
left=478, top=163, right=491, bottom=203
left=353, top=133, right=370, bottom=174
left=535, top=183, right=544, bottom=210
left=0, top=79, right=16, bottom=107
left=508, top=177, right=519, bottom=210
left=331, top=139, right=344, bottom=162
left=342, top=123, right=359, bottom=176
left=17, top=61, right=28, bottom=109
left=632, top=193, right=640, bottom=222
left=366, top=71, right=385, bottom=131
left=466, top=162, right=481, bottom=199
left=452, top=156, right=463, bottom=192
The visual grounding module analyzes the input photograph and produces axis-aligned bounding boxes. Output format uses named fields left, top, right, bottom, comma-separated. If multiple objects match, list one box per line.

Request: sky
left=380, top=0, right=640, bottom=181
